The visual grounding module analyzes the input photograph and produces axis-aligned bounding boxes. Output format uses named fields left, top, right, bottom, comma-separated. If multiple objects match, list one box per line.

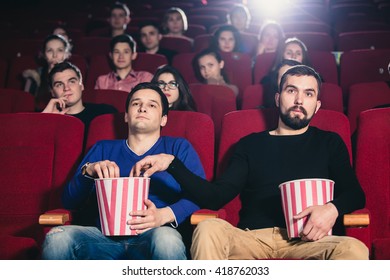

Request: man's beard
left=280, top=105, right=313, bottom=130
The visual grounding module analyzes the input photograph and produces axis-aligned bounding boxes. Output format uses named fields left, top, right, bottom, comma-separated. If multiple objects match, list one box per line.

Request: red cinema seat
left=0, top=88, right=35, bottom=113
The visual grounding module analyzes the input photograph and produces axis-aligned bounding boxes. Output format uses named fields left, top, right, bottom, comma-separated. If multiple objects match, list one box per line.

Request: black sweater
left=167, top=126, right=365, bottom=230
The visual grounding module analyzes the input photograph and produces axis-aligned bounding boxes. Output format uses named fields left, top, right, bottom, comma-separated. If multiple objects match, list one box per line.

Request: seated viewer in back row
left=95, top=34, right=153, bottom=92
left=131, top=65, right=369, bottom=260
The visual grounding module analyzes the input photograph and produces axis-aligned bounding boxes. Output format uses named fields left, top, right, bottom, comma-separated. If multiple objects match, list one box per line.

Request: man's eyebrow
left=130, top=98, right=161, bottom=105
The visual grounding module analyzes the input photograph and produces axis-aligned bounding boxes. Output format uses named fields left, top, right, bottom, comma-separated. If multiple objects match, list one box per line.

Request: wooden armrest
left=343, top=213, right=370, bottom=227
left=190, top=213, right=219, bottom=225
left=39, top=213, right=70, bottom=225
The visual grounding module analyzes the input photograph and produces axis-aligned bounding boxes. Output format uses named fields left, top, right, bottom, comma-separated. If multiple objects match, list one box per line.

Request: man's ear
left=160, top=115, right=167, bottom=127
left=275, top=92, right=280, bottom=107
left=124, top=112, right=129, bottom=123
left=158, top=34, right=162, bottom=41
left=315, top=100, right=321, bottom=114
left=131, top=52, right=137, bottom=61
left=219, top=60, right=225, bottom=70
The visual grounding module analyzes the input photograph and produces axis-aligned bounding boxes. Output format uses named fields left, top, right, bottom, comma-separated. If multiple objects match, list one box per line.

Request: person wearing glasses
left=95, top=34, right=153, bottom=92
left=151, top=65, right=197, bottom=111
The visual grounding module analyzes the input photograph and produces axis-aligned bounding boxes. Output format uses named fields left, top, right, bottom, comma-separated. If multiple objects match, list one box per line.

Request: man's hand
left=127, top=199, right=175, bottom=234
left=294, top=203, right=339, bottom=241
left=129, top=154, right=175, bottom=177
left=42, top=97, right=69, bottom=114
left=85, top=160, right=120, bottom=179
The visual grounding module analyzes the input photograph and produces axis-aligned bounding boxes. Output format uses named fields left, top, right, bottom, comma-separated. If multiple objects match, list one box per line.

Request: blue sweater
left=62, top=136, right=205, bottom=225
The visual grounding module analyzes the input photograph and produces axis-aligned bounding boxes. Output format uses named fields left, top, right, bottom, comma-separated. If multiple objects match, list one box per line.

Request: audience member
left=260, top=37, right=314, bottom=107
left=42, top=82, right=205, bottom=260
left=192, top=48, right=239, bottom=97
left=108, top=1, right=131, bottom=37
left=42, top=61, right=117, bottom=137
left=227, top=3, right=251, bottom=33
left=130, top=65, right=369, bottom=260
left=161, top=7, right=193, bottom=44
left=138, top=21, right=177, bottom=64
left=210, top=24, right=242, bottom=53
left=261, top=59, right=301, bottom=108
left=95, top=34, right=153, bottom=92
left=23, top=34, right=71, bottom=109
left=255, top=20, right=285, bottom=57
left=151, top=65, right=196, bottom=111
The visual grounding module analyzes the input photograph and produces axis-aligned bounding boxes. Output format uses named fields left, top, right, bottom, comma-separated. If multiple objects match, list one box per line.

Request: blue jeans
left=42, top=225, right=187, bottom=260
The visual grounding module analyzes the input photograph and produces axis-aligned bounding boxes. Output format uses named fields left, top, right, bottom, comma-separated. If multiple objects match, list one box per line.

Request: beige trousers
left=191, top=218, right=369, bottom=260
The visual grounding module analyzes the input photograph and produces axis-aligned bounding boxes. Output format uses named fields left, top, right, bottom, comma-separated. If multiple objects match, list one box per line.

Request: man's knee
left=149, top=227, right=186, bottom=259
left=333, top=237, right=369, bottom=260
left=193, top=218, right=230, bottom=238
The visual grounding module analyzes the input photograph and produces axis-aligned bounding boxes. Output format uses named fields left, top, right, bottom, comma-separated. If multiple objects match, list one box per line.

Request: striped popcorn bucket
left=279, top=178, right=334, bottom=239
left=95, top=177, right=150, bottom=236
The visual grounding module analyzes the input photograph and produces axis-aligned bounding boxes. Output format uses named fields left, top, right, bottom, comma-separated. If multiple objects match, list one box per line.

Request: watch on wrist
left=81, top=162, right=90, bottom=176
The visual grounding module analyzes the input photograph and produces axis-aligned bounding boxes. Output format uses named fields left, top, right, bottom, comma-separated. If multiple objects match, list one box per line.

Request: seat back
left=0, top=113, right=84, bottom=246
left=336, top=30, right=390, bottom=51
left=355, top=108, right=390, bottom=259
left=82, top=89, right=129, bottom=112
left=75, top=37, right=111, bottom=58
left=347, top=82, right=390, bottom=135
left=86, top=111, right=215, bottom=181
left=172, top=53, right=198, bottom=84
left=339, top=49, right=390, bottom=100
left=0, top=88, right=35, bottom=113
left=133, top=53, right=168, bottom=74
left=0, top=57, right=8, bottom=88
left=189, top=84, right=237, bottom=145
left=85, top=54, right=112, bottom=90
left=160, top=36, right=193, bottom=54
left=217, top=109, right=352, bottom=226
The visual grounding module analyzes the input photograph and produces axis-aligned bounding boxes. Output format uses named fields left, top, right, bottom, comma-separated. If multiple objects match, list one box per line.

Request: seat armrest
left=39, top=209, right=72, bottom=225
left=190, top=209, right=227, bottom=225
left=343, top=208, right=370, bottom=227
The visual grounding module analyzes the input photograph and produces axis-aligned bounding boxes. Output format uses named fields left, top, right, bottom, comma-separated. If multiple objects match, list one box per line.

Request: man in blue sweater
left=42, top=83, right=205, bottom=260
left=130, top=66, right=369, bottom=260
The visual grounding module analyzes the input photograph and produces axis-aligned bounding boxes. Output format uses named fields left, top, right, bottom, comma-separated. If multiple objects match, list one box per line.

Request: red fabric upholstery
left=339, top=49, right=390, bottom=101
left=193, top=34, right=212, bottom=53
left=241, top=84, right=264, bottom=110
left=0, top=57, right=7, bottom=88
left=160, top=36, right=193, bottom=54
left=133, top=53, right=168, bottom=74
left=347, top=82, right=390, bottom=135
left=220, top=52, right=253, bottom=102
left=83, top=89, right=129, bottom=112
left=0, top=88, right=35, bottom=113
left=185, top=24, right=207, bottom=39
left=172, top=53, right=198, bottom=84
left=285, top=32, right=334, bottom=52
left=85, top=111, right=215, bottom=181
left=355, top=108, right=390, bottom=259
left=0, top=235, right=39, bottom=260
left=189, top=84, right=237, bottom=145
left=85, top=54, right=111, bottom=90
left=75, top=37, right=111, bottom=59
left=336, top=30, right=390, bottom=51
left=0, top=113, right=84, bottom=259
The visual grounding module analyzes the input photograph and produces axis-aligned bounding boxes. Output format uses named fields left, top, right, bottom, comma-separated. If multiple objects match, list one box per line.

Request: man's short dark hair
left=110, top=1, right=130, bottom=17
left=138, top=21, right=162, bottom=33
left=110, top=34, right=137, bottom=53
left=279, top=65, right=322, bottom=98
left=48, top=61, right=82, bottom=89
left=125, top=82, right=169, bottom=116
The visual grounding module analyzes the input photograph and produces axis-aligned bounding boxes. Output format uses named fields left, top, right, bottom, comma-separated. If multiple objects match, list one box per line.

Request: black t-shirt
left=167, top=127, right=365, bottom=230
left=69, top=102, right=118, bottom=138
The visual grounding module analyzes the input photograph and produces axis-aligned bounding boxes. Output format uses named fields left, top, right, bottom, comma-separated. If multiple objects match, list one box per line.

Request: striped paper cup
left=279, top=178, right=334, bottom=239
left=95, top=177, right=150, bottom=236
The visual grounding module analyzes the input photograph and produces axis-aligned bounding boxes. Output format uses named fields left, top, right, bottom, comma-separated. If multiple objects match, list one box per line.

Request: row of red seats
left=1, top=48, right=389, bottom=105
left=2, top=78, right=389, bottom=145
left=1, top=107, right=389, bottom=259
